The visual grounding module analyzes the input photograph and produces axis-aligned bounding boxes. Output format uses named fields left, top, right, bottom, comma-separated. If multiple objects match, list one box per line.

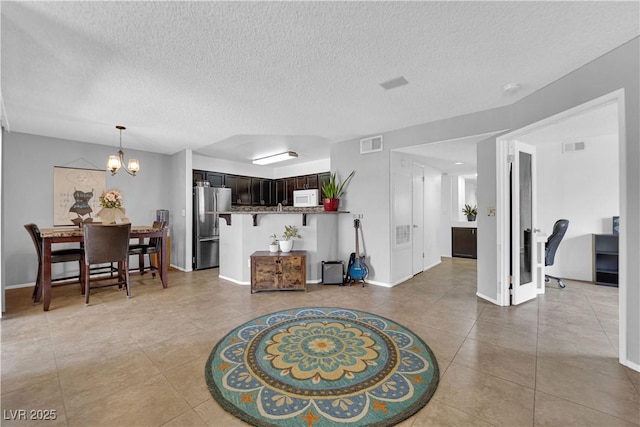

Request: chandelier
left=107, top=125, right=140, bottom=176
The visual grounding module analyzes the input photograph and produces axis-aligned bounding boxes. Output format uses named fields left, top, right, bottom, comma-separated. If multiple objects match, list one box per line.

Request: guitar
left=348, top=219, right=368, bottom=284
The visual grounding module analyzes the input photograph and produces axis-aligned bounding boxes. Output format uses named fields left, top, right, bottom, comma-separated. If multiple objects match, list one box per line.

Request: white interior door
left=511, top=141, right=538, bottom=305
left=412, top=162, right=424, bottom=275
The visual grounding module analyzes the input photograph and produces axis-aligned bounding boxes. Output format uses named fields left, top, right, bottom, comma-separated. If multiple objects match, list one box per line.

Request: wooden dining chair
left=82, top=223, right=131, bottom=304
left=128, top=220, right=166, bottom=278
left=24, top=223, right=85, bottom=304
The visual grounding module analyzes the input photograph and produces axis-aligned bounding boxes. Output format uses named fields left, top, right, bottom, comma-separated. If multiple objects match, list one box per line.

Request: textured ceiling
left=1, top=1, right=638, bottom=166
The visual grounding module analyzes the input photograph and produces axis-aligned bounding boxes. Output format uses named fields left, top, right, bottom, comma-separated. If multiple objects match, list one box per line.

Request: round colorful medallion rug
left=205, top=307, right=439, bottom=426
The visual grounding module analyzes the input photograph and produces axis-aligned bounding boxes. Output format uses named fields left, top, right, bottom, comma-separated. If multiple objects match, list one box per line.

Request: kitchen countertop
left=208, top=207, right=349, bottom=226
left=208, top=206, right=349, bottom=214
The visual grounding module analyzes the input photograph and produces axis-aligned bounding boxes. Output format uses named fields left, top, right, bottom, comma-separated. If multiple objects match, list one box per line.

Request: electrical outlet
left=352, top=214, right=364, bottom=219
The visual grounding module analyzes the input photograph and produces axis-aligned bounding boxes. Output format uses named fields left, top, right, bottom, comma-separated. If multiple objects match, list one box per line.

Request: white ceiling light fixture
left=107, top=125, right=140, bottom=176
left=252, top=151, right=298, bottom=165
left=454, top=162, right=464, bottom=165
left=380, top=76, right=409, bottom=90
left=502, top=82, right=521, bottom=94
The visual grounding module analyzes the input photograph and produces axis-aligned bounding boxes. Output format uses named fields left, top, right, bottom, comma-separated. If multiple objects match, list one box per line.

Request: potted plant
left=462, top=204, right=478, bottom=221
left=278, top=225, right=301, bottom=253
left=321, top=170, right=355, bottom=211
left=268, top=234, right=279, bottom=252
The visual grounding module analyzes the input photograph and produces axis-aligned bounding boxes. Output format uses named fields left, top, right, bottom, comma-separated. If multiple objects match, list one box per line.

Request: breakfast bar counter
left=215, top=208, right=348, bottom=286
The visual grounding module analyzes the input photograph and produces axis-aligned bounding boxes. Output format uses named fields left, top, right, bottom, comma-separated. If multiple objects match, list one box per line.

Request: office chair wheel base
left=558, top=280, right=566, bottom=288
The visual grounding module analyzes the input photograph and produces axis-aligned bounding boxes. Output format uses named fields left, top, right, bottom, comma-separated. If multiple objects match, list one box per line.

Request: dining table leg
left=42, top=239, right=53, bottom=311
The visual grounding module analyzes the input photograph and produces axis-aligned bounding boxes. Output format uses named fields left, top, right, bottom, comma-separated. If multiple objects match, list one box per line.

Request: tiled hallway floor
left=2, top=258, right=638, bottom=426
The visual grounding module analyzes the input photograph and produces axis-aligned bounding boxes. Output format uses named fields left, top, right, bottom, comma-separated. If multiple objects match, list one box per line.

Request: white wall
left=476, top=137, right=500, bottom=304
left=390, top=152, right=414, bottom=284
left=423, top=165, right=442, bottom=269
left=169, top=149, right=191, bottom=270
left=535, top=134, right=619, bottom=282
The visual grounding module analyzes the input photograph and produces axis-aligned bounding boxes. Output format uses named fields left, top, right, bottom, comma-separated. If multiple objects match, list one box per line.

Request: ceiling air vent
left=562, top=141, right=586, bottom=153
left=360, top=135, right=383, bottom=154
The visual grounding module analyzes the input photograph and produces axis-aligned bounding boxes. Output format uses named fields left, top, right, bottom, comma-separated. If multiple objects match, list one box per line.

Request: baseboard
left=218, top=275, right=250, bottom=286
left=4, top=282, right=34, bottom=290
left=423, top=259, right=442, bottom=271
left=366, top=279, right=395, bottom=288
left=620, top=358, right=640, bottom=372
left=476, top=292, right=502, bottom=306
left=169, top=264, right=187, bottom=272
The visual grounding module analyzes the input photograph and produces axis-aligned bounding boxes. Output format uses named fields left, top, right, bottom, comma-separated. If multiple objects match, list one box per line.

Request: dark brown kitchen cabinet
left=275, top=178, right=296, bottom=206
left=318, top=172, right=331, bottom=197
left=206, top=172, right=226, bottom=188
left=295, top=174, right=319, bottom=190
left=226, top=175, right=252, bottom=205
left=452, top=227, right=477, bottom=259
left=193, top=170, right=206, bottom=186
left=251, top=178, right=273, bottom=206
left=194, top=170, right=330, bottom=206
left=251, top=251, right=306, bottom=293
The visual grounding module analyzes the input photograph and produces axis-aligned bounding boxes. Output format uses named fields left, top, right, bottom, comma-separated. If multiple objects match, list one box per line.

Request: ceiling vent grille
left=562, top=141, right=586, bottom=153
left=360, top=135, right=383, bottom=154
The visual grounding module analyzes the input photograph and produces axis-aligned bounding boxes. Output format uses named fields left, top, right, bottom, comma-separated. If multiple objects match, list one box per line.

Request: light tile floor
left=1, top=258, right=638, bottom=426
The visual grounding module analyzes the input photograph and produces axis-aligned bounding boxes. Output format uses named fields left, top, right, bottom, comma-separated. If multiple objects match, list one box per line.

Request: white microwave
left=293, top=189, right=319, bottom=207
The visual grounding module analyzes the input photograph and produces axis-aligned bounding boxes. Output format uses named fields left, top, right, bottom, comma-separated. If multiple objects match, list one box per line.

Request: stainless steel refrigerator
left=193, top=187, right=231, bottom=270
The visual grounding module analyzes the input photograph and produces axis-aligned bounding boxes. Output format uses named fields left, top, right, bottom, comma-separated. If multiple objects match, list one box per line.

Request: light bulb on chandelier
left=107, top=125, right=140, bottom=176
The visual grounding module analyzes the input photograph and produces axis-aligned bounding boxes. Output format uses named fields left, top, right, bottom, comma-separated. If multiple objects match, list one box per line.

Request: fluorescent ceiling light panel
left=253, top=151, right=298, bottom=165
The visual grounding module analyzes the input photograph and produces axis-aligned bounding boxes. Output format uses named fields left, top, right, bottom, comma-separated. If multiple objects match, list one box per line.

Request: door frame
left=496, top=90, right=625, bottom=309
left=412, top=161, right=425, bottom=275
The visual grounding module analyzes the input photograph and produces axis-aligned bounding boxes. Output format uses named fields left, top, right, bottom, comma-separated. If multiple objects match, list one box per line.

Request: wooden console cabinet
left=250, top=251, right=306, bottom=293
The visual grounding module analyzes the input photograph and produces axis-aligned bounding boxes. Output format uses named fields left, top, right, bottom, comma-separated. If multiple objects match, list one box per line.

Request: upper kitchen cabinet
left=295, top=174, right=319, bottom=190
left=193, top=170, right=206, bottom=186
left=275, top=177, right=296, bottom=206
left=251, top=178, right=274, bottom=206
left=226, top=175, right=252, bottom=205
left=206, top=172, right=226, bottom=188
left=318, top=172, right=331, bottom=199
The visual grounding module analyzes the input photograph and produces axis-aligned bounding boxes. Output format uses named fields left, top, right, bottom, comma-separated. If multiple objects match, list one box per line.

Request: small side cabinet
left=593, top=234, right=619, bottom=287
left=451, top=227, right=477, bottom=259
left=250, top=251, right=306, bottom=293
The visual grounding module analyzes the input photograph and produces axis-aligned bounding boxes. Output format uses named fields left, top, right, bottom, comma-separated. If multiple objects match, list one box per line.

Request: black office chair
left=545, top=219, right=569, bottom=288
left=24, top=223, right=85, bottom=304
left=128, top=220, right=166, bottom=278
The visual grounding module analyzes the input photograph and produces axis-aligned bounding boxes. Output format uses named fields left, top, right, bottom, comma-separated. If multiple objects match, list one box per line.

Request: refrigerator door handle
left=199, top=236, right=217, bottom=242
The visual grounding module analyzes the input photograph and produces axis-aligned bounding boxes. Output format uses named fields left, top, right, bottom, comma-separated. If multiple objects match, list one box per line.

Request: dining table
left=38, top=225, right=169, bottom=311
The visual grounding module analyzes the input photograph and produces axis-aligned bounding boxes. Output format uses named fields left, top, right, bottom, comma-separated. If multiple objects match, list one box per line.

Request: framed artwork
left=53, top=166, right=106, bottom=226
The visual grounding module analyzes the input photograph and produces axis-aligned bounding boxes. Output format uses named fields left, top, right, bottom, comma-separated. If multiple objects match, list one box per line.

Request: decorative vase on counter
left=269, top=243, right=279, bottom=253
left=279, top=239, right=294, bottom=253
left=323, top=198, right=340, bottom=212
left=97, top=207, right=129, bottom=224
left=467, top=214, right=476, bottom=222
